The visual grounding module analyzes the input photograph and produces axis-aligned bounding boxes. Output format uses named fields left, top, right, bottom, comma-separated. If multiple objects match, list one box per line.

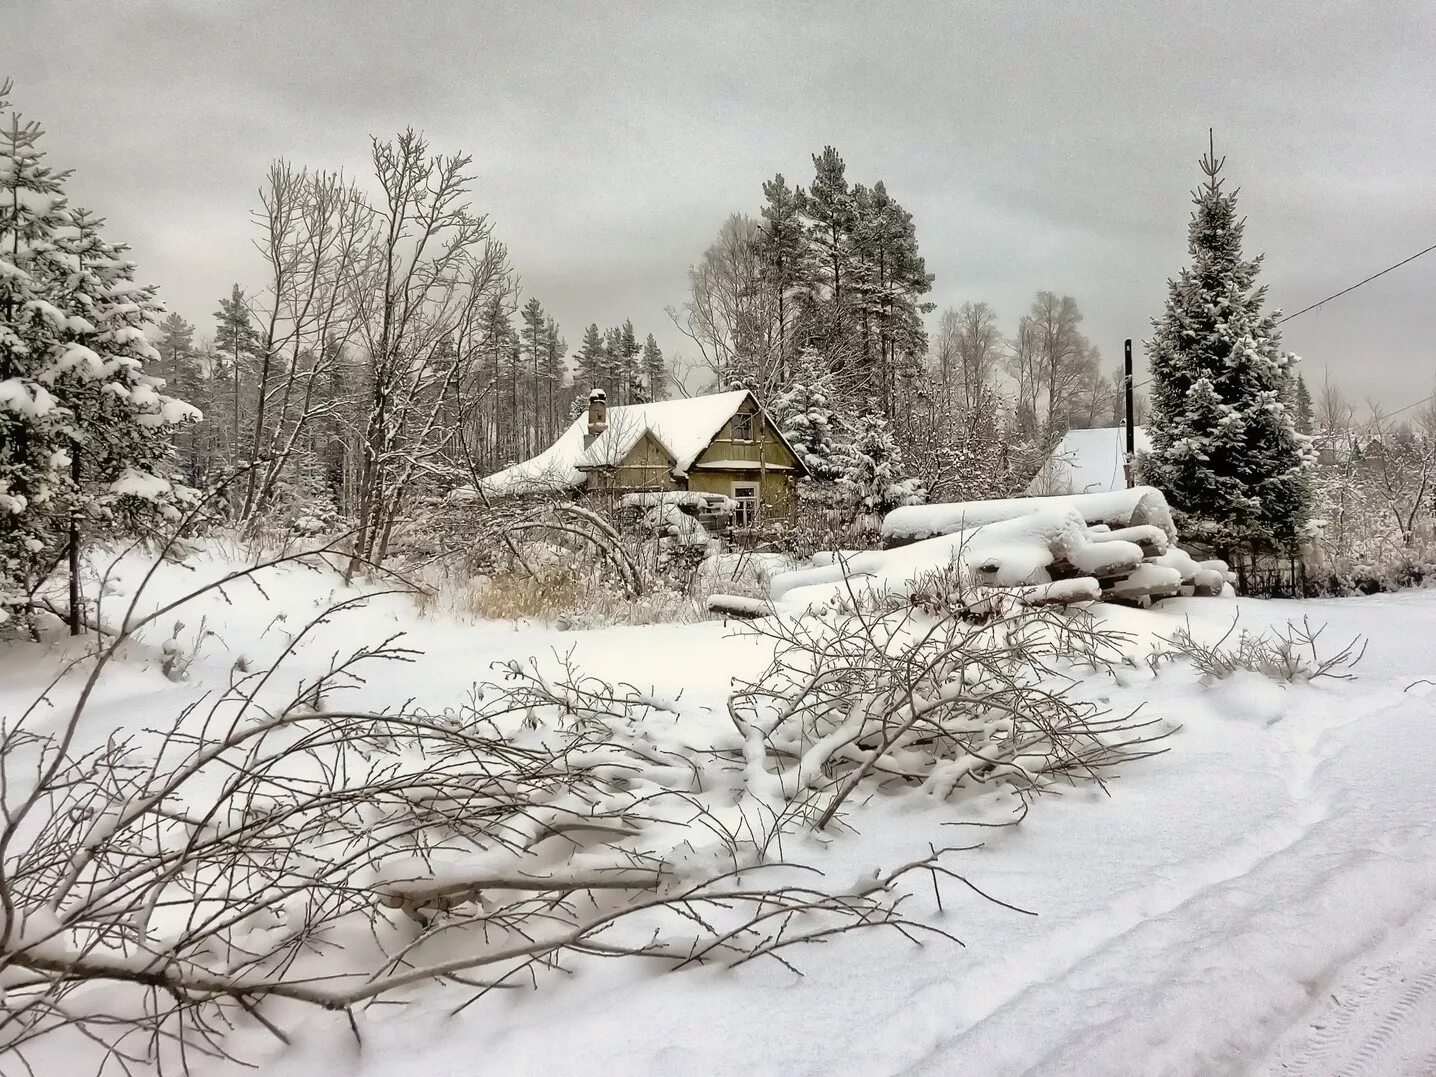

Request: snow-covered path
left=255, top=590, right=1436, bottom=1077
left=5, top=550, right=1435, bottom=1076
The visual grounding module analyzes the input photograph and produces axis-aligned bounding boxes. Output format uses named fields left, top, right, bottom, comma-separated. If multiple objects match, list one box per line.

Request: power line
left=1278, top=239, right=1436, bottom=325
left=1126, top=238, right=1436, bottom=391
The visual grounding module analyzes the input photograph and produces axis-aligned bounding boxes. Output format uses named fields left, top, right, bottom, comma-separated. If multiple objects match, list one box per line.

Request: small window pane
left=732, top=413, right=754, bottom=441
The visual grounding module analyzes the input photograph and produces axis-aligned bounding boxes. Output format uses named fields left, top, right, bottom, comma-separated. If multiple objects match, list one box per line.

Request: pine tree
left=520, top=297, right=546, bottom=455
left=539, top=315, right=566, bottom=442
left=575, top=322, right=604, bottom=397
left=800, top=146, right=856, bottom=358
left=212, top=283, right=260, bottom=474
left=1140, top=138, right=1313, bottom=557
left=641, top=333, right=665, bottom=402
left=619, top=319, right=641, bottom=405
left=759, top=173, right=809, bottom=378
left=601, top=327, right=624, bottom=404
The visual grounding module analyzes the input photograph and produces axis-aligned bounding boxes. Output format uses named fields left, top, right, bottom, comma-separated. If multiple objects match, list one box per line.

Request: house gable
left=580, top=428, right=680, bottom=493
left=690, top=396, right=805, bottom=475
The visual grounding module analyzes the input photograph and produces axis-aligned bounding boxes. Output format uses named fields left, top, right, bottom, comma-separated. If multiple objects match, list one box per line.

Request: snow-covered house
left=1026, top=425, right=1151, bottom=496
left=457, top=389, right=808, bottom=530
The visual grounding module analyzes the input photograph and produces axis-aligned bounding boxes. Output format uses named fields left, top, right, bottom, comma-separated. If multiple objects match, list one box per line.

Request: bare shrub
left=727, top=582, right=1169, bottom=829
left=1149, top=615, right=1366, bottom=682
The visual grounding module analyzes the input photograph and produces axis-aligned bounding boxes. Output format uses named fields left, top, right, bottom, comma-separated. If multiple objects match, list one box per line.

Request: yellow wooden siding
left=692, top=405, right=802, bottom=471
left=574, top=399, right=802, bottom=523
left=687, top=470, right=797, bottom=522
left=581, top=430, right=678, bottom=493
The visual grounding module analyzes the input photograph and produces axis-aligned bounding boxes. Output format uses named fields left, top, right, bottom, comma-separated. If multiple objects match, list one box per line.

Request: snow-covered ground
left=4, top=546, right=1435, bottom=1076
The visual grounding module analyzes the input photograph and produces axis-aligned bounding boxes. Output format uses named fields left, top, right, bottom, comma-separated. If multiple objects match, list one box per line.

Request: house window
left=732, top=482, right=759, bottom=528
left=731, top=412, right=754, bottom=441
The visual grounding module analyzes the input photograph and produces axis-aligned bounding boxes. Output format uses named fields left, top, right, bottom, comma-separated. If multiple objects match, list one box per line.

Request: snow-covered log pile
left=770, top=488, right=1231, bottom=613
left=881, top=486, right=1176, bottom=547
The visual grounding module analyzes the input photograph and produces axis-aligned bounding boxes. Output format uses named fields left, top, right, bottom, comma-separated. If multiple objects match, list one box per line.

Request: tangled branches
left=0, top=575, right=980, bottom=1074
left=728, top=591, right=1172, bottom=829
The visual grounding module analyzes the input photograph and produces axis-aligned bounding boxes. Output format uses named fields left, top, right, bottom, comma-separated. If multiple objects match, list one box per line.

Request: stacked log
left=878, top=488, right=1234, bottom=608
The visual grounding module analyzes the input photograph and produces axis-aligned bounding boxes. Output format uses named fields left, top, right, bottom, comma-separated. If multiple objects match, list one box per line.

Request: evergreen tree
left=772, top=347, right=842, bottom=481
left=641, top=333, right=665, bottom=402
left=1, top=86, right=196, bottom=630
left=154, top=313, right=208, bottom=485
left=520, top=296, right=546, bottom=455
left=212, top=283, right=260, bottom=474
left=601, top=327, right=624, bottom=403
left=759, top=172, right=809, bottom=378
left=1139, top=140, right=1314, bottom=556
left=575, top=322, right=604, bottom=396
left=800, top=146, right=856, bottom=359
left=0, top=101, right=72, bottom=625
left=619, top=319, right=641, bottom=405
left=539, top=315, right=566, bottom=441
left=1294, top=373, right=1314, bottom=435
left=838, top=412, right=925, bottom=535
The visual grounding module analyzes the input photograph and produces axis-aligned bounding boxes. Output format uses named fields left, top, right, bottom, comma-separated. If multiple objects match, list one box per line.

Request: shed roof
left=1027, top=426, right=1151, bottom=496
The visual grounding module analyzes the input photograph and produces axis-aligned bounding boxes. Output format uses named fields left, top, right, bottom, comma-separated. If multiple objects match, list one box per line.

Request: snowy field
left=3, top=545, right=1436, bottom=1076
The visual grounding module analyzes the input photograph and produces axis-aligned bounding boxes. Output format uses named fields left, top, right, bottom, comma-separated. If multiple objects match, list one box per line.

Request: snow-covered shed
left=453, top=390, right=808, bottom=529
left=1027, top=425, right=1152, bottom=496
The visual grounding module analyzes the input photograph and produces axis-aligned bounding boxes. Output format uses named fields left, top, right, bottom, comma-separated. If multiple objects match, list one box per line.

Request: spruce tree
left=2, top=85, right=196, bottom=630
left=1294, top=374, right=1314, bottom=435
left=0, top=101, right=71, bottom=625
left=1140, top=138, right=1313, bottom=557
left=838, top=412, right=925, bottom=536
left=772, top=347, right=842, bottom=482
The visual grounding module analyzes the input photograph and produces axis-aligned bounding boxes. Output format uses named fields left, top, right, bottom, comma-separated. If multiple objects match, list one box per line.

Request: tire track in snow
left=909, top=695, right=1413, bottom=1075
left=1260, top=905, right=1436, bottom=1076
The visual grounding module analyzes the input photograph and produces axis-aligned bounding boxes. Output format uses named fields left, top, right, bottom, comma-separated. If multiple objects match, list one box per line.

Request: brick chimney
left=584, top=388, right=608, bottom=446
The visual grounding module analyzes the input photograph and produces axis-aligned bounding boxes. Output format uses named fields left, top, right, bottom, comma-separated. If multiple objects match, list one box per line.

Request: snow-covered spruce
left=1138, top=141, right=1314, bottom=560
left=0, top=86, right=196, bottom=631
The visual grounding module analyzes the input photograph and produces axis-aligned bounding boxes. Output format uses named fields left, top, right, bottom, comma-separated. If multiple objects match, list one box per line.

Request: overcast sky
left=9, top=0, right=1434, bottom=408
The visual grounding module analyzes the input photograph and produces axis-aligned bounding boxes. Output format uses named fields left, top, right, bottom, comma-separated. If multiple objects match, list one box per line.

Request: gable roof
left=1026, top=426, right=1151, bottom=496
left=472, top=390, right=767, bottom=497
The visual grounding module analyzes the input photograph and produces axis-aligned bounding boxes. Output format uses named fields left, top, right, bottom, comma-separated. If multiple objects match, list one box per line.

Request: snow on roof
left=881, top=487, right=1176, bottom=543
left=1027, top=426, right=1152, bottom=496
left=464, top=391, right=753, bottom=498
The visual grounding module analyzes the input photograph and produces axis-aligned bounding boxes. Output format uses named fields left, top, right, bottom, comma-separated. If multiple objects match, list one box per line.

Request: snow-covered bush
left=1149, top=615, right=1365, bottom=683
left=731, top=589, right=1167, bottom=827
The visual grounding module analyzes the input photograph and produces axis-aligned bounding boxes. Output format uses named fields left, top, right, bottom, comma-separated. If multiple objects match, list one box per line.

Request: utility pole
left=1123, top=338, right=1135, bottom=488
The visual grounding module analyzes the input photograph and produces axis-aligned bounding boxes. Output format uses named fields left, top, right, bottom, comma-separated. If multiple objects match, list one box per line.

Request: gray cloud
left=9, top=0, right=1434, bottom=406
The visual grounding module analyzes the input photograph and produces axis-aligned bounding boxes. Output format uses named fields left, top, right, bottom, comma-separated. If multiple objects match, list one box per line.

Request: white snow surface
left=457, top=390, right=753, bottom=497
left=5, top=544, right=1436, bottom=1075
left=1027, top=424, right=1153, bottom=496
left=881, top=486, right=1175, bottom=543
